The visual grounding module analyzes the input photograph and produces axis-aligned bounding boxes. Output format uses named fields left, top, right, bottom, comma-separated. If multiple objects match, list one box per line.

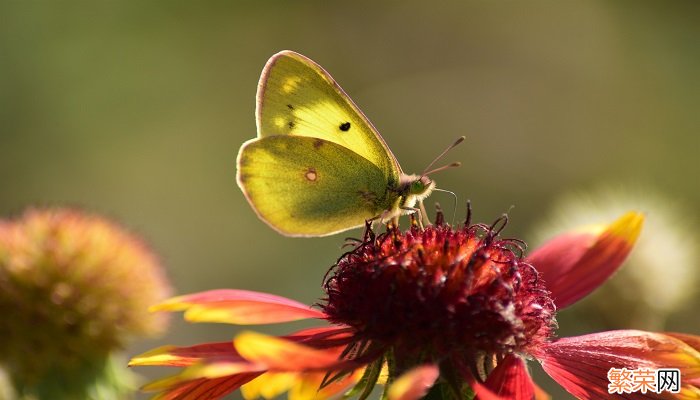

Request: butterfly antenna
left=422, top=162, right=462, bottom=176
left=433, top=188, right=458, bottom=225
left=421, top=136, right=466, bottom=177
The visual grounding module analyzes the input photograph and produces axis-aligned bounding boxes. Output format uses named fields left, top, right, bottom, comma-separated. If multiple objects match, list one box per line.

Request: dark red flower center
left=321, top=215, right=556, bottom=367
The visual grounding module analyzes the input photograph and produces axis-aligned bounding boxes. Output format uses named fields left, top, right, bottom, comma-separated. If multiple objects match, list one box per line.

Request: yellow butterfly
left=237, top=51, right=460, bottom=237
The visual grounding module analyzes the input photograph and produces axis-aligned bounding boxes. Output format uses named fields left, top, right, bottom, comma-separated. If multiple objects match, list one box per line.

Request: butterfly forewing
left=256, top=51, right=401, bottom=186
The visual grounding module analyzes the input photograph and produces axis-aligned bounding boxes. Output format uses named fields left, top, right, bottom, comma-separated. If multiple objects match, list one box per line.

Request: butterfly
left=237, top=50, right=461, bottom=237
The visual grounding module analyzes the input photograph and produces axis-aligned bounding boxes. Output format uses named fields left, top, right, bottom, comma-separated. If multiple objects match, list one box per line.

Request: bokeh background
left=1, top=1, right=698, bottom=398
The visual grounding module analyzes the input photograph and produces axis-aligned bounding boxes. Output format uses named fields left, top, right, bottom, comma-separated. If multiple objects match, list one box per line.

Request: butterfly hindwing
left=237, top=135, right=396, bottom=237
left=256, top=51, right=402, bottom=186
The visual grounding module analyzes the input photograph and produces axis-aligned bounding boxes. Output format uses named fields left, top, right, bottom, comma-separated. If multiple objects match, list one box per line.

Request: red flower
left=131, top=210, right=700, bottom=399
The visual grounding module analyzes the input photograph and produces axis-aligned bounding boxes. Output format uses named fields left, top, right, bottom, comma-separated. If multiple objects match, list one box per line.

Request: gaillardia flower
left=131, top=209, right=700, bottom=399
left=0, top=207, right=172, bottom=399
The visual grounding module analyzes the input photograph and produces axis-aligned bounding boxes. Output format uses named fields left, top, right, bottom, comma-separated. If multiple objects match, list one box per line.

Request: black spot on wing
left=313, top=139, right=324, bottom=149
left=339, top=122, right=351, bottom=131
left=288, top=120, right=295, bottom=128
left=287, top=104, right=294, bottom=110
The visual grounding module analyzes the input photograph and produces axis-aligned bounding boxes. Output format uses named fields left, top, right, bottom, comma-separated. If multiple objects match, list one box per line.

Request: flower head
left=0, top=207, right=172, bottom=398
left=132, top=208, right=700, bottom=399
left=322, top=218, right=555, bottom=371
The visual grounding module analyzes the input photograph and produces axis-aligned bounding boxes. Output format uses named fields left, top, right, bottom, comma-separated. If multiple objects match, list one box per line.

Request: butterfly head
left=410, top=176, right=435, bottom=199
left=401, top=135, right=464, bottom=207
left=398, top=174, right=436, bottom=208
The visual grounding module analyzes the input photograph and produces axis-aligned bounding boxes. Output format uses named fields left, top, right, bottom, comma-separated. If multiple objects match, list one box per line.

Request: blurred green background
left=1, top=1, right=698, bottom=398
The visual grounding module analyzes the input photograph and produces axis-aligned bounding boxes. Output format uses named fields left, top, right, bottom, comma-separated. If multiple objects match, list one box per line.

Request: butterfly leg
left=370, top=209, right=403, bottom=231
left=418, top=200, right=431, bottom=226
left=366, top=213, right=382, bottom=232
left=399, top=206, right=424, bottom=229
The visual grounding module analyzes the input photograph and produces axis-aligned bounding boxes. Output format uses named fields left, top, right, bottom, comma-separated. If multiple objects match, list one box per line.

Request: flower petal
left=143, top=361, right=263, bottom=400
left=665, top=333, right=700, bottom=388
left=129, top=342, right=239, bottom=367
left=469, top=355, right=538, bottom=400
left=387, top=364, right=440, bottom=400
left=538, top=330, right=700, bottom=399
left=241, top=372, right=298, bottom=400
left=666, top=333, right=700, bottom=354
left=131, top=326, right=358, bottom=399
left=239, top=358, right=364, bottom=399
left=242, top=371, right=362, bottom=400
left=151, top=289, right=326, bottom=324
left=486, top=355, right=535, bottom=399
left=130, top=327, right=352, bottom=369
left=234, top=331, right=351, bottom=371
left=284, top=326, right=355, bottom=348
left=533, top=382, right=551, bottom=400
left=152, top=375, right=261, bottom=400
left=527, top=211, right=644, bottom=309
left=290, top=369, right=364, bottom=400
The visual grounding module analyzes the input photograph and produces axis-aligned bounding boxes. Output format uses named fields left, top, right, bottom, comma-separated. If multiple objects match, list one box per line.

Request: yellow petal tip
left=607, top=211, right=645, bottom=245
left=128, top=345, right=179, bottom=366
left=149, top=296, right=189, bottom=312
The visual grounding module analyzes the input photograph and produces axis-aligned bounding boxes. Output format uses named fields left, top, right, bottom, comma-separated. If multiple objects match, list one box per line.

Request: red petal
left=143, top=360, right=266, bottom=400
left=130, top=342, right=239, bottom=367
left=485, top=355, right=535, bottom=399
left=387, top=364, right=440, bottom=400
left=151, top=373, right=261, bottom=400
left=527, top=212, right=644, bottom=309
left=665, top=333, right=700, bottom=353
left=152, top=289, right=326, bottom=324
left=539, top=330, right=700, bottom=399
left=284, top=326, right=355, bottom=348
left=470, top=355, right=535, bottom=400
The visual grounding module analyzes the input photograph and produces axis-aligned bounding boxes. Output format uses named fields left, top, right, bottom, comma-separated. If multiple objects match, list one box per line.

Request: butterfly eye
left=411, top=180, right=425, bottom=193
